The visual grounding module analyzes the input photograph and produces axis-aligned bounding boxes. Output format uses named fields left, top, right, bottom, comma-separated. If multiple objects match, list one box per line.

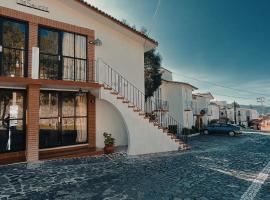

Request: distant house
left=208, top=102, right=220, bottom=122
left=225, top=107, right=259, bottom=126
left=192, top=92, right=214, bottom=128
left=152, top=68, right=198, bottom=129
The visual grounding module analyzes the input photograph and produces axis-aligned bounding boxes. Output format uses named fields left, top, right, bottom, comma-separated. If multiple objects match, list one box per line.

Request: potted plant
left=103, top=132, right=115, bottom=154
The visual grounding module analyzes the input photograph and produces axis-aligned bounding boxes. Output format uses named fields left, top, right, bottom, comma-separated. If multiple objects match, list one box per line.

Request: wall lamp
left=89, top=38, right=102, bottom=46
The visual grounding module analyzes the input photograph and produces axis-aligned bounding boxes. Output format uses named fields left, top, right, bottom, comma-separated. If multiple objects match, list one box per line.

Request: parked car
left=203, top=123, right=242, bottom=136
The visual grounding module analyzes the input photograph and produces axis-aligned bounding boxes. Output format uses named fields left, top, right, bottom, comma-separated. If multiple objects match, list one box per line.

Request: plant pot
left=104, top=145, right=114, bottom=154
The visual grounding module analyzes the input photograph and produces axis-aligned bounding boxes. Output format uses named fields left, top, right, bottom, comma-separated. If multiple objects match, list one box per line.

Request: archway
left=96, top=99, right=130, bottom=152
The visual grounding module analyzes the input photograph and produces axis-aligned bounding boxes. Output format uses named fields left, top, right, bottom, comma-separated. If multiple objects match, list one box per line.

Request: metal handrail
left=95, top=59, right=187, bottom=142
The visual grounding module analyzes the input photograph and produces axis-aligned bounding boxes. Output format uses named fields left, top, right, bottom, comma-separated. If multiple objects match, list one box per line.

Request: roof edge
left=75, top=0, right=158, bottom=46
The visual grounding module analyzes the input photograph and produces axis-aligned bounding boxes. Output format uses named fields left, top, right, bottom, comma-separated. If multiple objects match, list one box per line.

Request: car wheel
left=229, top=131, right=235, bottom=137
left=203, top=130, right=209, bottom=135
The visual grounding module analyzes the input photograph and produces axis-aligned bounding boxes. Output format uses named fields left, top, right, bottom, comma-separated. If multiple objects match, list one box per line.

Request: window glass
left=39, top=118, right=59, bottom=148
left=39, top=92, right=59, bottom=118
left=76, top=94, right=87, bottom=117
left=39, top=29, right=59, bottom=55
left=62, top=93, right=75, bottom=117
left=2, top=48, right=25, bottom=77
left=62, top=32, right=74, bottom=57
left=39, top=54, right=59, bottom=80
left=75, top=59, right=86, bottom=82
left=75, top=35, right=87, bottom=59
left=3, top=20, right=26, bottom=49
left=76, top=118, right=87, bottom=143
left=39, top=28, right=87, bottom=81
left=63, top=58, right=74, bottom=81
left=0, top=90, right=25, bottom=153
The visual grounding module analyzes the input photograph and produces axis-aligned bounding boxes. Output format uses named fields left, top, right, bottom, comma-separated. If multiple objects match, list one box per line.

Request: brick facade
left=0, top=6, right=95, bottom=78
left=26, top=84, right=41, bottom=162
left=0, top=6, right=98, bottom=163
left=88, top=93, right=96, bottom=148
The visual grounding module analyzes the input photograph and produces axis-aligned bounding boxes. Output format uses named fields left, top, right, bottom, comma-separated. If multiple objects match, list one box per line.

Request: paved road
left=1, top=132, right=270, bottom=200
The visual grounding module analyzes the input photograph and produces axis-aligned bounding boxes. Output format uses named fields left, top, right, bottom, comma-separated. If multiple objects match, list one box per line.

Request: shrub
left=103, top=132, right=115, bottom=146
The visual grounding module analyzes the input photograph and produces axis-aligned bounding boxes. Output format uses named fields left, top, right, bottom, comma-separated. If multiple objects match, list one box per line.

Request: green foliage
left=103, top=132, right=115, bottom=146
left=144, top=49, right=162, bottom=99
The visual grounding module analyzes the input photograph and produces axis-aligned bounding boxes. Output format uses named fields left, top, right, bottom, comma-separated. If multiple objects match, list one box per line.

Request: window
left=39, top=91, right=88, bottom=149
left=0, top=18, right=27, bottom=77
left=0, top=90, right=26, bottom=153
left=39, top=27, right=87, bottom=81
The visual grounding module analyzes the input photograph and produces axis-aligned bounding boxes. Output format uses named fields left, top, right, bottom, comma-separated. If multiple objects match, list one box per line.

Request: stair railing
left=95, top=59, right=187, bottom=143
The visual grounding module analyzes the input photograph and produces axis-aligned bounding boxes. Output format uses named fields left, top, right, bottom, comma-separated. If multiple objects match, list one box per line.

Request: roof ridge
left=75, top=0, right=158, bottom=45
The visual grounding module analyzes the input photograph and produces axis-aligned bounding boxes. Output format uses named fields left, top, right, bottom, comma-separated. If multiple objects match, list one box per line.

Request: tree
left=144, top=49, right=162, bottom=99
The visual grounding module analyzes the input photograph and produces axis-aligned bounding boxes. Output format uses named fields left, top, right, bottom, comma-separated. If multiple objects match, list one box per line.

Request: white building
left=192, top=93, right=214, bottom=127
left=227, top=107, right=259, bottom=125
left=0, top=0, right=186, bottom=164
left=153, top=68, right=198, bottom=129
left=208, top=102, right=220, bottom=122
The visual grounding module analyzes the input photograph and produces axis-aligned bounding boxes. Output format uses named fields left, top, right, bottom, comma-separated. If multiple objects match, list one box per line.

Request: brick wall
left=88, top=93, right=96, bottom=148
left=26, top=84, right=40, bottom=162
left=0, top=6, right=97, bottom=161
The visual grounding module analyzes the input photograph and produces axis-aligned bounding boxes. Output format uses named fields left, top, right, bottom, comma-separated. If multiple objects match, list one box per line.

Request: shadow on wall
left=96, top=99, right=129, bottom=149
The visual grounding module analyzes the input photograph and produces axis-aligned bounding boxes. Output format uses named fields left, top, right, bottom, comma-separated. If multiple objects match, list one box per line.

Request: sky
left=86, top=0, right=270, bottom=106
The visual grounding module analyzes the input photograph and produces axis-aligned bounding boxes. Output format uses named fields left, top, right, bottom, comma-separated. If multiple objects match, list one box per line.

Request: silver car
left=203, top=123, right=242, bottom=136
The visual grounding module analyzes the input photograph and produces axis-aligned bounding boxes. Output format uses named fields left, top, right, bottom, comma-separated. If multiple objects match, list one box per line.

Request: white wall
left=158, top=82, right=194, bottom=128
left=209, top=104, right=220, bottom=121
left=0, top=0, right=146, bottom=93
left=161, top=68, right=173, bottom=81
left=100, top=88, right=179, bottom=155
left=96, top=100, right=128, bottom=148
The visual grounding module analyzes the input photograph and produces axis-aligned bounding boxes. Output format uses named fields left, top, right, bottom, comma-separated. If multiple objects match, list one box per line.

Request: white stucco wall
left=96, top=100, right=128, bottom=148
left=0, top=0, right=147, bottom=93
left=158, top=82, right=194, bottom=128
left=209, top=104, right=220, bottom=121
left=100, top=88, right=179, bottom=155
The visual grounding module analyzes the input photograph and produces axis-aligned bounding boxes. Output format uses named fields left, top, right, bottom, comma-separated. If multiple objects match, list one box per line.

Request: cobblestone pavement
left=1, top=132, right=270, bottom=200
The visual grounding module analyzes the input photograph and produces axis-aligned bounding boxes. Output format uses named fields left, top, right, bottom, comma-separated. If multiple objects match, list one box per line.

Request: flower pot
left=104, top=145, right=114, bottom=154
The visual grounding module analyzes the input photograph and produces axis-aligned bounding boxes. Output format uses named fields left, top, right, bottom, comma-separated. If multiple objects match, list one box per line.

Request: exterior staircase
left=96, top=59, right=190, bottom=154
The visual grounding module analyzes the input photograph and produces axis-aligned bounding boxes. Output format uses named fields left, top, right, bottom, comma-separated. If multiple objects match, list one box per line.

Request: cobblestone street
left=1, top=132, right=270, bottom=200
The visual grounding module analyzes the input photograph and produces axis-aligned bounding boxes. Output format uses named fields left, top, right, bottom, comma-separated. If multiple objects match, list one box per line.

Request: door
left=39, top=91, right=88, bottom=149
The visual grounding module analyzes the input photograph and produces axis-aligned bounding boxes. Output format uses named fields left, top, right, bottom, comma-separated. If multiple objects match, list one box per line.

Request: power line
left=171, top=70, right=267, bottom=97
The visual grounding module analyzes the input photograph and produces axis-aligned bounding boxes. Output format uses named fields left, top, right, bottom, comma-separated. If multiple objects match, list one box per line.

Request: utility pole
left=233, top=101, right=237, bottom=124
left=257, top=97, right=265, bottom=116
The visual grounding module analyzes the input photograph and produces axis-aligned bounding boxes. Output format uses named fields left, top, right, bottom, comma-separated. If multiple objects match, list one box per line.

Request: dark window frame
left=0, top=88, right=27, bottom=153
left=0, top=17, right=29, bottom=77
left=38, top=26, right=88, bottom=82
left=39, top=91, right=88, bottom=149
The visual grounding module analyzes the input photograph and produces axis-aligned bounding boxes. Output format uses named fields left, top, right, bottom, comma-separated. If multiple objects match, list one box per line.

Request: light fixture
left=89, top=38, right=102, bottom=46
left=77, top=88, right=85, bottom=97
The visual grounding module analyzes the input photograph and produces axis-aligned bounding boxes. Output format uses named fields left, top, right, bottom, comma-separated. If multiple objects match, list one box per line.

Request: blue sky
left=86, top=0, right=270, bottom=106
